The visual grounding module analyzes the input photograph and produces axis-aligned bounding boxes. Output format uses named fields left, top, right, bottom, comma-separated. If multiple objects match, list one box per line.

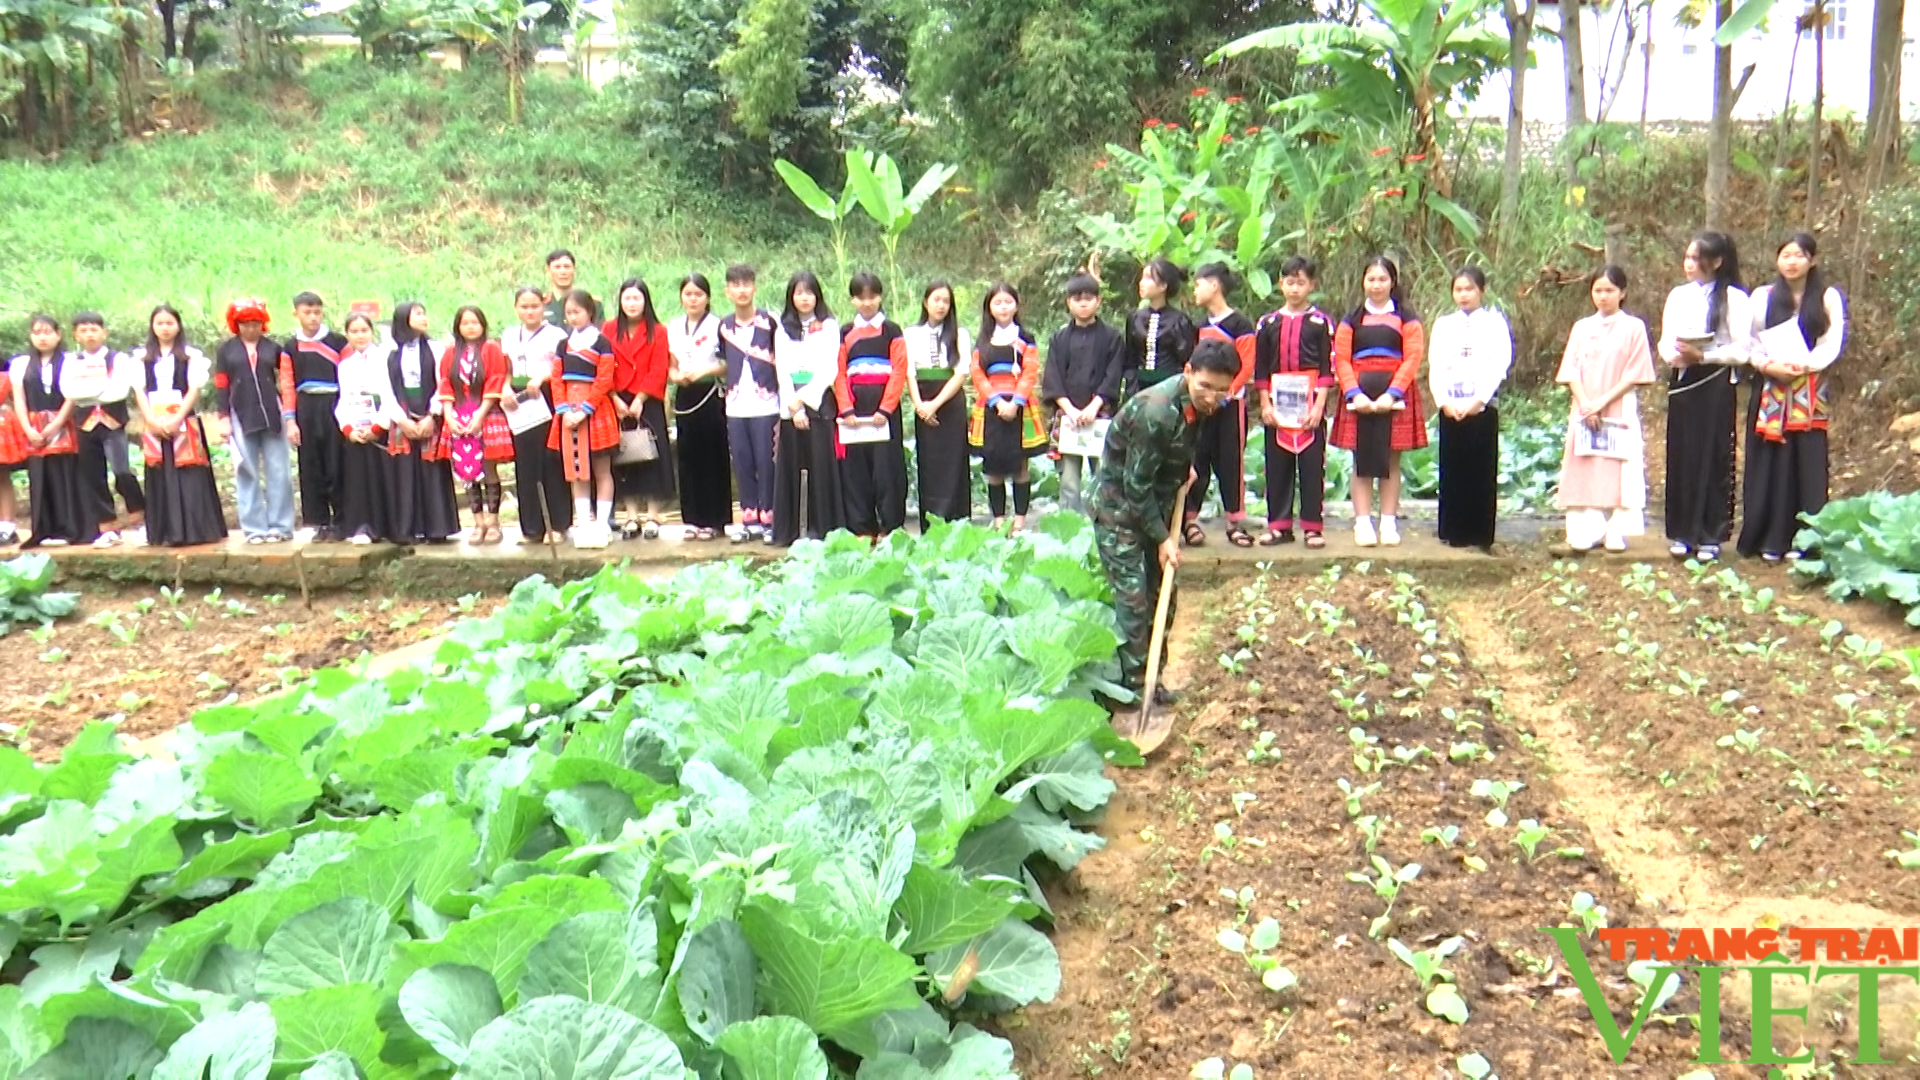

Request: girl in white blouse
left=669, top=273, right=730, bottom=541
left=1738, top=231, right=1846, bottom=560
left=771, top=270, right=843, bottom=545
left=907, top=281, right=974, bottom=530
left=131, top=304, right=226, bottom=547
left=333, top=312, right=401, bottom=544
left=1426, top=266, right=1512, bottom=550
left=500, top=286, right=570, bottom=544
left=1657, top=230, right=1750, bottom=560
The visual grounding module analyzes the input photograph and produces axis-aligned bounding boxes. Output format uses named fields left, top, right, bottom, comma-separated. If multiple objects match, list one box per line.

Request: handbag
left=615, top=425, right=658, bottom=464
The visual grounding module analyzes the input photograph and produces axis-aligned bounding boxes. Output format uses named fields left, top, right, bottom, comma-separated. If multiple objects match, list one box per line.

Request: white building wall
left=1461, top=0, right=1920, bottom=125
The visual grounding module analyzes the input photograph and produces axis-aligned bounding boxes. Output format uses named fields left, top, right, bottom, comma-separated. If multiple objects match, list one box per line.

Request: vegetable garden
left=1, top=497, right=1919, bottom=1077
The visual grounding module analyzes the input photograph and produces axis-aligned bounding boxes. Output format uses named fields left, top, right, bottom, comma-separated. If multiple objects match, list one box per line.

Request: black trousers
left=1264, top=423, right=1326, bottom=531
left=842, top=416, right=906, bottom=536
left=1185, top=396, right=1247, bottom=523
left=1737, top=427, right=1827, bottom=557
left=1436, top=406, right=1499, bottom=548
left=78, top=422, right=144, bottom=525
left=1664, top=369, right=1738, bottom=548
left=772, top=392, right=844, bottom=546
left=511, top=421, right=571, bottom=540
left=295, top=393, right=344, bottom=532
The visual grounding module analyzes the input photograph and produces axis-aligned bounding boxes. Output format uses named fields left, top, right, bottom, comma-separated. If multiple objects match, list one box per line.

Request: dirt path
left=1451, top=596, right=1920, bottom=1060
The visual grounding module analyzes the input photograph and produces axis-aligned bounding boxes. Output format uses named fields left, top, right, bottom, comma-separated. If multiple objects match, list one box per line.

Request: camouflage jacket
left=1090, top=375, right=1202, bottom=544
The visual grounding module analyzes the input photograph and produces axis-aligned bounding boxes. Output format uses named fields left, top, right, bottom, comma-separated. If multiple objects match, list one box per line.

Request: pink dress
left=1555, top=311, right=1656, bottom=513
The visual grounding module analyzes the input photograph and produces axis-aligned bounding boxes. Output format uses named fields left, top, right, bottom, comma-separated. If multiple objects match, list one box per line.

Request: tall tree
left=1705, top=0, right=1734, bottom=227
left=1560, top=0, right=1588, bottom=182
left=1866, top=0, right=1904, bottom=166
left=1805, top=0, right=1824, bottom=223
left=1499, top=0, right=1536, bottom=235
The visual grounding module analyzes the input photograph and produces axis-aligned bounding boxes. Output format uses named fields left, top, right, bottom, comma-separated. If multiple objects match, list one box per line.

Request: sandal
left=641, top=520, right=660, bottom=540
left=1304, top=532, right=1327, bottom=549
left=1257, top=528, right=1293, bottom=547
left=1182, top=522, right=1207, bottom=546
left=482, top=524, right=502, bottom=544
left=620, top=519, right=642, bottom=541
left=467, top=523, right=486, bottom=544
left=1226, top=525, right=1255, bottom=548
left=692, top=527, right=716, bottom=542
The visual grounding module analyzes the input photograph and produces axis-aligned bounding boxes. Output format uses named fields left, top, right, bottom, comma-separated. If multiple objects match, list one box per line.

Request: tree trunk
left=1807, top=0, right=1825, bottom=224
left=1705, top=0, right=1734, bottom=228
left=182, top=7, right=200, bottom=67
left=1561, top=0, right=1589, bottom=182
left=1500, top=0, right=1535, bottom=237
left=20, top=66, right=40, bottom=144
left=1639, top=0, right=1653, bottom=130
left=158, top=0, right=178, bottom=60
left=1765, top=26, right=1801, bottom=233
left=1865, top=0, right=1904, bottom=167
left=119, top=11, right=143, bottom=135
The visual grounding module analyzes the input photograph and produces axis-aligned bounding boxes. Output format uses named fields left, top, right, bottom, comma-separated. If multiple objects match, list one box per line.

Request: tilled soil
left=1007, top=566, right=1715, bottom=1078
left=0, top=582, right=490, bottom=758
left=1498, top=557, right=1918, bottom=914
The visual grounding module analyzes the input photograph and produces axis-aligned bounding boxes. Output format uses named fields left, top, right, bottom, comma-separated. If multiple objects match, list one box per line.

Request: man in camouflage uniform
left=1091, top=340, right=1241, bottom=702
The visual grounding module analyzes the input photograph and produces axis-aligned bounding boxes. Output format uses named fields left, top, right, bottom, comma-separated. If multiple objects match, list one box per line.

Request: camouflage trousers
left=1093, top=508, right=1174, bottom=690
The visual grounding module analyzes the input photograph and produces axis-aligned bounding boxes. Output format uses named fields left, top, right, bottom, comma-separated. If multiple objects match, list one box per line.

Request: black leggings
left=511, top=422, right=570, bottom=539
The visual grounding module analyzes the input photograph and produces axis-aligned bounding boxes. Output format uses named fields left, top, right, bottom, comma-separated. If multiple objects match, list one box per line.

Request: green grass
left=0, top=60, right=988, bottom=351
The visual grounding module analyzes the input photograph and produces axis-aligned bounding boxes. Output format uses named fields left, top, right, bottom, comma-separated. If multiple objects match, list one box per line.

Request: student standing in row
left=63, top=312, right=145, bottom=545
left=772, top=270, right=843, bottom=545
left=213, top=299, right=295, bottom=544
left=606, top=278, right=676, bottom=540
left=387, top=302, right=459, bottom=544
left=1185, top=264, right=1258, bottom=546
left=438, top=305, right=512, bottom=545
left=553, top=290, right=618, bottom=546
left=1123, top=259, right=1196, bottom=401
left=0, top=357, right=21, bottom=545
left=12, top=315, right=94, bottom=547
left=1331, top=256, right=1426, bottom=548
left=836, top=272, right=910, bottom=538
left=1658, top=230, right=1748, bottom=561
left=1556, top=266, right=1655, bottom=552
left=1739, top=232, right=1845, bottom=561
left=1042, top=273, right=1123, bottom=515
left=719, top=266, right=780, bottom=543
left=543, top=249, right=580, bottom=326
left=1253, top=256, right=1335, bottom=548
left=1428, top=265, right=1512, bottom=551
left=334, top=313, right=396, bottom=545
left=906, top=280, right=972, bottom=529
left=501, top=286, right=570, bottom=544
left=670, top=274, right=730, bottom=541
left=286, top=292, right=348, bottom=541
left=132, top=305, right=225, bottom=547
left=969, top=282, right=1045, bottom=533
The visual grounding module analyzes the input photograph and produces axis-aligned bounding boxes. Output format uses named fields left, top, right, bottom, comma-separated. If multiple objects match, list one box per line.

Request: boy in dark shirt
left=1184, top=263, right=1259, bottom=546
left=1042, top=274, right=1124, bottom=514
left=1254, top=256, right=1336, bottom=547
left=213, top=298, right=296, bottom=543
left=285, top=291, right=349, bottom=540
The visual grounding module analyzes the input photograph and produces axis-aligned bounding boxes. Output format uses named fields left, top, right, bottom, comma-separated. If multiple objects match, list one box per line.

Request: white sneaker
left=1353, top=517, right=1378, bottom=548
left=725, top=524, right=749, bottom=544
left=1378, top=519, right=1400, bottom=546
left=123, top=526, right=147, bottom=547
left=574, top=523, right=610, bottom=549
left=93, top=530, right=121, bottom=549
left=349, top=532, right=373, bottom=546
left=1604, top=532, right=1628, bottom=552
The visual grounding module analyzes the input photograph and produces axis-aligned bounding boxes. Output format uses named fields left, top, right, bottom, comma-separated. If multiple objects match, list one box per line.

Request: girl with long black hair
left=606, top=278, right=675, bottom=539
left=10, top=315, right=94, bottom=547
left=906, top=280, right=972, bottom=528
left=670, top=273, right=731, bottom=541
left=436, top=305, right=513, bottom=544
left=967, top=282, right=1046, bottom=533
left=132, top=305, right=226, bottom=546
left=1428, top=265, right=1512, bottom=550
left=500, top=286, right=570, bottom=544
left=1331, top=255, right=1427, bottom=547
left=1657, top=230, right=1749, bottom=561
left=772, top=270, right=843, bottom=545
left=1738, top=232, right=1845, bottom=560
left=386, top=301, right=460, bottom=543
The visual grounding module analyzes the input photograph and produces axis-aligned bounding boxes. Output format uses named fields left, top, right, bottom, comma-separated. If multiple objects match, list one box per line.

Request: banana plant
left=773, top=156, right=861, bottom=282
left=845, top=150, right=958, bottom=288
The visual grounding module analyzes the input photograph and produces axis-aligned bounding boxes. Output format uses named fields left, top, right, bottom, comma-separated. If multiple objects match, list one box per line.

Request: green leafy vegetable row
left=0, top=518, right=1136, bottom=1079
left=1793, top=491, right=1920, bottom=626
left=0, top=555, right=77, bottom=638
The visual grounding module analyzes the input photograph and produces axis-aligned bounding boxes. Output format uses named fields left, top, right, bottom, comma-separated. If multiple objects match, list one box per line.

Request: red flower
left=1094, top=159, right=1108, bottom=169
left=1144, top=118, right=1162, bottom=129
left=1371, top=146, right=1393, bottom=157
left=1382, top=187, right=1405, bottom=197
left=1219, top=134, right=1234, bottom=145
left=1193, top=87, right=1212, bottom=96
left=1245, top=125, right=1262, bottom=135
left=1226, top=95, right=1245, bottom=105
left=1405, top=152, right=1427, bottom=163
left=1163, top=123, right=1180, bottom=132
left=1180, top=211, right=1196, bottom=224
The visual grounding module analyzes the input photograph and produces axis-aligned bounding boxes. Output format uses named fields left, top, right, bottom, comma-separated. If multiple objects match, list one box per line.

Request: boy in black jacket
left=1254, top=256, right=1336, bottom=547
left=213, top=298, right=296, bottom=543
left=1042, top=274, right=1124, bottom=515
left=285, top=291, right=349, bottom=540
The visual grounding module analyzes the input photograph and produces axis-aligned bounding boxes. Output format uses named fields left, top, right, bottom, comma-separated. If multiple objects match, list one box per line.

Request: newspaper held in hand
left=838, top=418, right=889, bottom=444
left=339, top=390, right=383, bottom=434
left=1269, top=373, right=1313, bottom=429
left=503, top=391, right=552, bottom=435
left=1058, top=416, right=1110, bottom=457
left=1756, top=319, right=1813, bottom=368
left=1573, top=417, right=1637, bottom=460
